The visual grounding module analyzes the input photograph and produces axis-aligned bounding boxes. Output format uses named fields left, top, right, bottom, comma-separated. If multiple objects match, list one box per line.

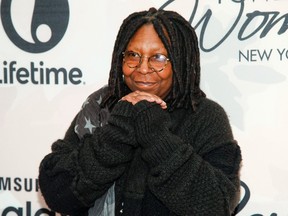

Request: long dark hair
left=101, top=7, right=205, bottom=111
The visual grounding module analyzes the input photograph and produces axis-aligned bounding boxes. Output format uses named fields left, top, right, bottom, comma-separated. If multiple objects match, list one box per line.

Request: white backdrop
left=1, top=0, right=287, bottom=215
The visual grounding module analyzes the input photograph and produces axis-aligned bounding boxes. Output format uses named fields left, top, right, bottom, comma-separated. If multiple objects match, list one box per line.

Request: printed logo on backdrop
left=1, top=0, right=69, bottom=53
left=160, top=0, right=288, bottom=59
left=0, top=177, right=277, bottom=216
left=233, top=181, right=277, bottom=216
left=0, top=176, right=63, bottom=215
left=161, top=0, right=287, bottom=131
left=0, top=0, right=84, bottom=85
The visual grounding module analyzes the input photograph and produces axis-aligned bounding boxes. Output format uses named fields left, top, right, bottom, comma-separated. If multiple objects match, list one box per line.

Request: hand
left=120, top=91, right=167, bottom=109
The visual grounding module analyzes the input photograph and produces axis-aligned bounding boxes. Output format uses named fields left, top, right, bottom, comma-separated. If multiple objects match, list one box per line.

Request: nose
left=137, top=56, right=153, bottom=74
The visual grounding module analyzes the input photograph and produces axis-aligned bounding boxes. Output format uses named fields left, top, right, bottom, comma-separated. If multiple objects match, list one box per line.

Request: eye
left=150, top=54, right=167, bottom=63
left=123, top=51, right=141, bottom=68
left=126, top=51, right=140, bottom=60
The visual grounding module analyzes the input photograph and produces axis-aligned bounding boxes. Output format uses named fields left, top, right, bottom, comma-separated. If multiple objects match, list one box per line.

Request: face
left=122, top=24, right=173, bottom=99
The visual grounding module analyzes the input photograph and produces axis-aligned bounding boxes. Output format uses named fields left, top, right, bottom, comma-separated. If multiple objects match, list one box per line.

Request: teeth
left=139, top=82, right=154, bottom=85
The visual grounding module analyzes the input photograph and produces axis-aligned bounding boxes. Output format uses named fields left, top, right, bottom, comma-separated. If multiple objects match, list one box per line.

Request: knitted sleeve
left=39, top=100, right=136, bottom=215
left=133, top=100, right=242, bottom=216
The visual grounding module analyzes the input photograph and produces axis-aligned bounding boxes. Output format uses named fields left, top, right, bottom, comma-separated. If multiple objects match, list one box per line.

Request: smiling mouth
left=135, top=81, right=157, bottom=86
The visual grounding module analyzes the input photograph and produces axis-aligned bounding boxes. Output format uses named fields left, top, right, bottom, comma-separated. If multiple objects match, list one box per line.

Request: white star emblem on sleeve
left=84, top=116, right=96, bottom=134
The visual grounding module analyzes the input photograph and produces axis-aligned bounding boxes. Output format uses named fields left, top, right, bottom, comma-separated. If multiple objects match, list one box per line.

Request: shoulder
left=75, top=85, right=110, bottom=137
left=188, top=97, right=232, bottom=131
left=170, top=97, right=231, bottom=130
left=196, top=97, right=228, bottom=117
left=170, top=97, right=229, bottom=121
left=83, top=85, right=109, bottom=107
left=196, top=98, right=231, bottom=133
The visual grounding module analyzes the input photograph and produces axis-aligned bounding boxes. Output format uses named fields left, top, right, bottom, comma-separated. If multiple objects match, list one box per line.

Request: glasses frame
left=122, top=51, right=170, bottom=72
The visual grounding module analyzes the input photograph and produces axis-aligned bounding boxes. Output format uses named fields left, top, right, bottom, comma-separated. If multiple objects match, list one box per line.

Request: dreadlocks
left=101, top=7, right=206, bottom=111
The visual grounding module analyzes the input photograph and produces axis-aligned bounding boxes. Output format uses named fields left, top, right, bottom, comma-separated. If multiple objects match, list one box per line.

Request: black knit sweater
left=39, top=87, right=242, bottom=216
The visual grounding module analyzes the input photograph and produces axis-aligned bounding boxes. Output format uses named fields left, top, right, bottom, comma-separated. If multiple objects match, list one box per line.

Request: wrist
left=111, top=100, right=136, bottom=117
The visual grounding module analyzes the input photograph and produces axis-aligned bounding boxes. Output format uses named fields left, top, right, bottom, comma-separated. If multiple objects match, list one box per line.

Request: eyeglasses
left=122, top=51, right=170, bottom=72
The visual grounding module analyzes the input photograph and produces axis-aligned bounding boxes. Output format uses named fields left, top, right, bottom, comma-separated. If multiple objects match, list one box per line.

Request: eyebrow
left=126, top=47, right=168, bottom=55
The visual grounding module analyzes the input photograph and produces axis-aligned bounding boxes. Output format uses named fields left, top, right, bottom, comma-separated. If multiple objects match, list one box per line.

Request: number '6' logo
left=1, top=0, right=69, bottom=53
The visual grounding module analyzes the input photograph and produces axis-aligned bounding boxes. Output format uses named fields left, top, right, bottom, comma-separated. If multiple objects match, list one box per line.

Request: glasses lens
left=124, top=51, right=140, bottom=68
left=149, top=54, right=168, bottom=71
left=123, top=51, right=169, bottom=72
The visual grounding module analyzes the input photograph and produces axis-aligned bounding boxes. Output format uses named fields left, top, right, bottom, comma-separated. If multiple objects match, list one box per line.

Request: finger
left=135, top=95, right=167, bottom=109
left=121, top=91, right=167, bottom=109
left=120, top=93, right=141, bottom=105
left=133, top=92, right=166, bottom=106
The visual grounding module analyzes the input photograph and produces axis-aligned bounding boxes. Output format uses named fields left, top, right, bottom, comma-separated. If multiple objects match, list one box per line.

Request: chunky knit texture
left=39, top=87, right=242, bottom=216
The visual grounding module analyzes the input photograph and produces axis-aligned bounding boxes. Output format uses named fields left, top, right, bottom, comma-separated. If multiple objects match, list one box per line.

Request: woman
left=39, top=7, right=242, bottom=216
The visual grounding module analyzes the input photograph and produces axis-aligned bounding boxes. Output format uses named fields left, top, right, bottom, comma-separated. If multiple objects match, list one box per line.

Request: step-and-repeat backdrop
left=1, top=0, right=287, bottom=215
